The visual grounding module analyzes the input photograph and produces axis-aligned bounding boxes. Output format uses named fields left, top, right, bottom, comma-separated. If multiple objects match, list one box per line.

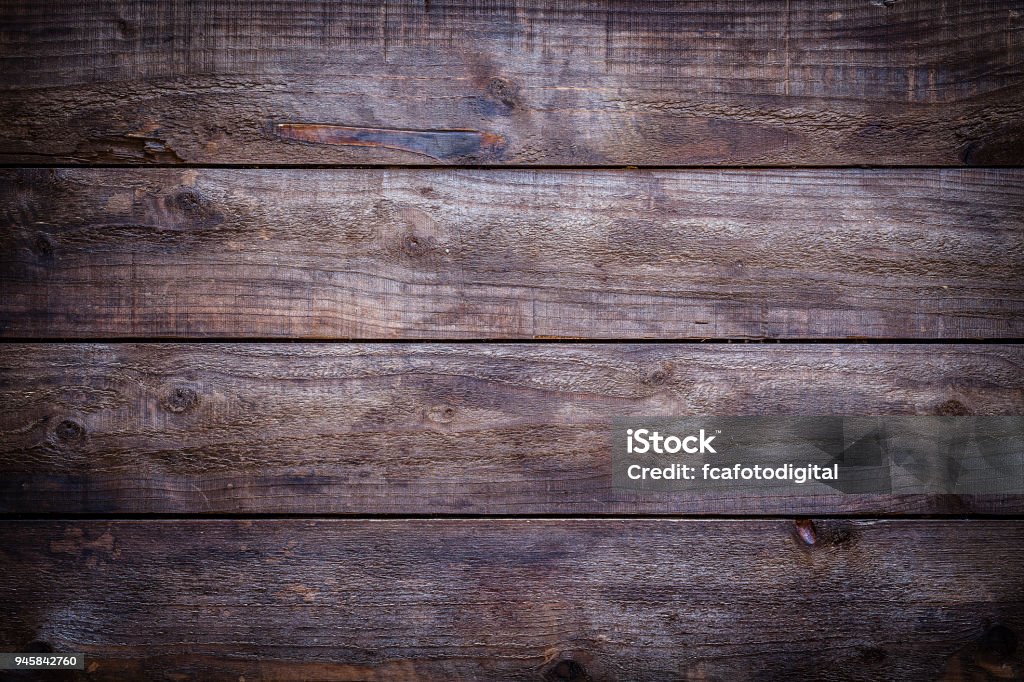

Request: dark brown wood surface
left=1, top=0, right=1022, bottom=165
left=2, top=343, right=1020, bottom=515
left=2, top=2, right=1022, bottom=678
left=1, top=519, right=1022, bottom=681
left=3, top=168, right=1022, bottom=339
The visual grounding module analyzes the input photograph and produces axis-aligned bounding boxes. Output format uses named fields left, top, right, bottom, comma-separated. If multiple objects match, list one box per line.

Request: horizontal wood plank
left=2, top=168, right=1022, bottom=339
left=1, top=519, right=1022, bottom=680
left=1, top=1, right=1022, bottom=165
left=2, top=343, right=1021, bottom=515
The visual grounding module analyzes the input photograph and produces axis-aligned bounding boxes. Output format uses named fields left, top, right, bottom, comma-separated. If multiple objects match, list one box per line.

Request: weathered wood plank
left=2, top=168, right=1022, bottom=339
left=1, top=0, right=1022, bottom=165
left=1, top=343, right=1021, bottom=515
left=1, top=520, right=1021, bottom=680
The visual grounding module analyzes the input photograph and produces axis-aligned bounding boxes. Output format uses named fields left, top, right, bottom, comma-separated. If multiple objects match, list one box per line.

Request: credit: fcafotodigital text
left=613, top=417, right=1023, bottom=496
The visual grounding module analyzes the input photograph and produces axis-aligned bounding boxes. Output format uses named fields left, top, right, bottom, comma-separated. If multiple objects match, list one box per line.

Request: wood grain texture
left=3, top=168, right=1023, bottom=339
left=1, top=0, right=1022, bottom=165
left=1, top=519, right=1022, bottom=680
left=2, top=343, right=1021, bottom=515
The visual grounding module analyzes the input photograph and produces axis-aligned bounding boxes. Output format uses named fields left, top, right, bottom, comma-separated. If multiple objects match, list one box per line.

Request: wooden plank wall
left=1, top=1, right=1023, bottom=680
left=2, top=343, right=1023, bottom=515
left=2, top=1, right=1023, bottom=165
left=3, top=169, right=1023, bottom=339
left=3, top=520, right=1023, bottom=680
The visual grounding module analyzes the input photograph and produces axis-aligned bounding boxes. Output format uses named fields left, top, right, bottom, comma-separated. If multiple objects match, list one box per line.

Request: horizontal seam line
left=1, top=164, right=1023, bottom=171
left=1, top=513, right=1023, bottom=521
left=0, top=338, right=1022, bottom=344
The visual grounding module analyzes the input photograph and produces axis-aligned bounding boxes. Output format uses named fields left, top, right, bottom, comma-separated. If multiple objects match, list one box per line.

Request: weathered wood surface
left=2, top=343, right=1021, bottom=515
left=3, top=168, right=1023, bottom=339
left=1, top=0, right=1022, bottom=166
left=1, top=520, right=1021, bottom=680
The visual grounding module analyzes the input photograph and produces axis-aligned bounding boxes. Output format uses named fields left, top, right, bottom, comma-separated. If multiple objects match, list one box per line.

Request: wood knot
left=794, top=519, right=817, bottom=545
left=55, top=419, right=84, bottom=442
left=25, top=640, right=54, bottom=654
left=426, top=405, right=457, bottom=424
left=162, top=386, right=200, bottom=413
left=642, top=363, right=674, bottom=387
left=31, top=233, right=55, bottom=261
left=795, top=520, right=860, bottom=549
left=485, top=77, right=522, bottom=113
left=978, top=624, right=1018, bottom=662
left=546, top=659, right=586, bottom=681
left=961, top=140, right=984, bottom=165
left=166, top=188, right=222, bottom=225
left=172, top=188, right=203, bottom=211
left=935, top=399, right=971, bottom=416
left=401, top=233, right=430, bottom=258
